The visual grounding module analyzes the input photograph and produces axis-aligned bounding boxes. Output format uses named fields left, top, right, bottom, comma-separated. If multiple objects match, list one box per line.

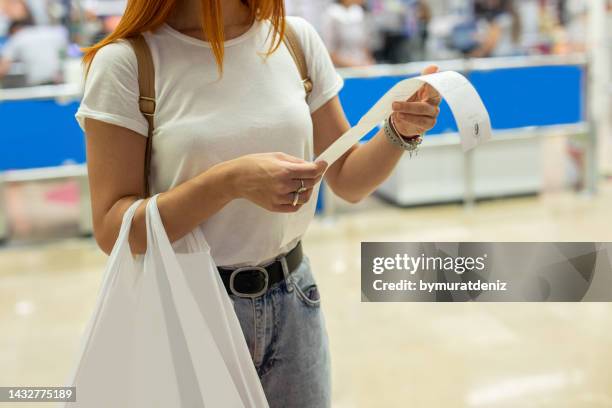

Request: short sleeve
left=76, top=40, right=149, bottom=137
left=286, top=16, right=344, bottom=113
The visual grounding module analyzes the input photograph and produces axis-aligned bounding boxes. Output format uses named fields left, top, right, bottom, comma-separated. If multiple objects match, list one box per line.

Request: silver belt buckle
left=229, top=266, right=269, bottom=298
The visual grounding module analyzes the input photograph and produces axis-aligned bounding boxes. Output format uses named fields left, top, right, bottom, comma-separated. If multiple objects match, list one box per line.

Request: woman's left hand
left=390, top=65, right=442, bottom=137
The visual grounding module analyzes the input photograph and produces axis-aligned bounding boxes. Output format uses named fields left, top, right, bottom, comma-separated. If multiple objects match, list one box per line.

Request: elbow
left=93, top=228, right=113, bottom=256
left=342, top=194, right=366, bottom=205
left=330, top=184, right=368, bottom=204
left=92, top=217, right=120, bottom=256
left=91, top=200, right=147, bottom=256
left=93, top=227, right=146, bottom=256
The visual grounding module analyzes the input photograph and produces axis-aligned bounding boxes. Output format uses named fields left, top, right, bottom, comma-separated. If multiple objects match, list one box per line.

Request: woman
left=77, top=0, right=441, bottom=406
left=470, top=0, right=522, bottom=58
left=0, top=17, right=68, bottom=86
left=321, top=0, right=374, bottom=67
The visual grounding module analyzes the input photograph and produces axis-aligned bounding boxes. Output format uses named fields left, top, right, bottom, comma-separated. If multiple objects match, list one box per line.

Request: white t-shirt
left=321, top=4, right=371, bottom=66
left=76, top=16, right=343, bottom=267
left=2, top=25, right=68, bottom=85
left=285, top=0, right=332, bottom=32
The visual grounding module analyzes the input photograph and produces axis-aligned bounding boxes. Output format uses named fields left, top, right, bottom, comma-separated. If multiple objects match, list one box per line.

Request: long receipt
left=282, top=71, right=492, bottom=247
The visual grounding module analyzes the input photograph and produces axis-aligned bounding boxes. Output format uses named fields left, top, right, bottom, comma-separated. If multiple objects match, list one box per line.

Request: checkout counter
left=337, top=54, right=591, bottom=207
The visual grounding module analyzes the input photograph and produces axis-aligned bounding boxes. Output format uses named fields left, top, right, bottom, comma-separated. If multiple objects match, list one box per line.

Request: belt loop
left=280, top=256, right=294, bottom=292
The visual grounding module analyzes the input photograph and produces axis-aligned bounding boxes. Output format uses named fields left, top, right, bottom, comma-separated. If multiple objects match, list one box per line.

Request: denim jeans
left=229, top=256, right=331, bottom=408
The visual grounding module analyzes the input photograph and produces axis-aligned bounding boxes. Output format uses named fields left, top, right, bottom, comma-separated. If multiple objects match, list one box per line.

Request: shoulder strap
left=127, top=34, right=156, bottom=197
left=282, top=23, right=313, bottom=97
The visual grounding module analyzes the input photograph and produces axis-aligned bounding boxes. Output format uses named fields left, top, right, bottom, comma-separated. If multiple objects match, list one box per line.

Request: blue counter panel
left=0, top=64, right=584, bottom=171
left=0, top=99, right=84, bottom=171
left=338, top=64, right=584, bottom=141
left=469, top=65, right=584, bottom=129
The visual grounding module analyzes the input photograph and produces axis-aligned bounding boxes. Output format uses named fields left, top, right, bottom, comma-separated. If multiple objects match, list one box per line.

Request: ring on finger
left=296, top=179, right=308, bottom=194
left=292, top=191, right=300, bottom=207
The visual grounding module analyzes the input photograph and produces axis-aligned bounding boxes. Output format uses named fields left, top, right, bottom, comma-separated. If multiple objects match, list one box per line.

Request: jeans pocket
left=291, top=258, right=321, bottom=308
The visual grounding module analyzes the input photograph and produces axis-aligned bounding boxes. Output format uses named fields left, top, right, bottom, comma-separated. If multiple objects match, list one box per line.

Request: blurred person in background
left=551, top=0, right=587, bottom=54
left=0, top=0, right=28, bottom=60
left=24, top=0, right=49, bottom=24
left=469, top=0, right=522, bottom=58
left=0, top=0, right=54, bottom=25
left=322, top=0, right=375, bottom=67
left=370, top=0, right=410, bottom=63
left=516, top=0, right=541, bottom=53
left=0, top=0, right=31, bottom=21
left=0, top=0, right=30, bottom=35
left=75, top=0, right=127, bottom=45
left=285, top=0, right=332, bottom=31
left=407, top=0, right=431, bottom=61
left=369, top=0, right=430, bottom=63
left=0, top=15, right=68, bottom=85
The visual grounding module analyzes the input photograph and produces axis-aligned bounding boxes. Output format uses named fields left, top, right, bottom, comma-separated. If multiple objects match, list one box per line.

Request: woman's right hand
left=227, top=152, right=328, bottom=213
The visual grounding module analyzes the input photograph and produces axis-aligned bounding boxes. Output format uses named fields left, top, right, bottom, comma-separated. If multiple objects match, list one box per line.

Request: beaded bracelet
left=383, top=116, right=423, bottom=157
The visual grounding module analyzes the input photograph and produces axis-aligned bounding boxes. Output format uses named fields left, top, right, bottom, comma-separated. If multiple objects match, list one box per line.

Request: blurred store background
left=1, top=1, right=611, bottom=407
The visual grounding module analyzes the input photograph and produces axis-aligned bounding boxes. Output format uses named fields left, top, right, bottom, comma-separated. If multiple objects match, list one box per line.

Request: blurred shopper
left=285, top=0, right=332, bottom=31
left=0, top=18, right=68, bottom=85
left=408, top=0, right=431, bottom=61
left=369, top=0, right=430, bottom=63
left=469, top=0, right=522, bottom=58
left=322, top=0, right=375, bottom=67
left=370, top=0, right=410, bottom=63
left=25, top=0, right=49, bottom=24
left=0, top=0, right=31, bottom=21
left=78, top=0, right=441, bottom=406
left=516, top=0, right=540, bottom=52
left=553, top=0, right=587, bottom=54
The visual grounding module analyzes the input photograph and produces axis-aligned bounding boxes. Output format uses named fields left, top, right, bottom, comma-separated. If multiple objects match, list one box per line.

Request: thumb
left=417, top=65, right=440, bottom=100
left=315, top=160, right=328, bottom=173
left=277, top=152, right=307, bottom=164
left=421, top=65, right=439, bottom=75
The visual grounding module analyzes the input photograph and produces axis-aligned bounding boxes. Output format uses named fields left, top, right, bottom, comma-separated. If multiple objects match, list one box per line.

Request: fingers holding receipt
left=282, top=71, right=492, bottom=247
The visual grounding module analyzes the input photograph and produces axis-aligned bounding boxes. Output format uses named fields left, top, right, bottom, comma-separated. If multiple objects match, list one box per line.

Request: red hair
left=82, top=0, right=286, bottom=72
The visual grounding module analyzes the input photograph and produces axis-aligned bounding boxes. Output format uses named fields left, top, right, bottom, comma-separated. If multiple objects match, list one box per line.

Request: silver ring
left=297, top=179, right=308, bottom=194
left=292, top=191, right=300, bottom=206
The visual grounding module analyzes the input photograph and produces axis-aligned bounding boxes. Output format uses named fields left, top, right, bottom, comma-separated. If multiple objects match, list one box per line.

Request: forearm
left=470, top=25, right=500, bottom=58
left=97, top=160, right=237, bottom=255
left=315, top=67, right=440, bottom=204
left=330, top=52, right=360, bottom=68
left=328, top=129, right=404, bottom=203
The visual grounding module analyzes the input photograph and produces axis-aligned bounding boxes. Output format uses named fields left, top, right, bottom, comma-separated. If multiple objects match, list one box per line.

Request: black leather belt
left=218, top=242, right=303, bottom=298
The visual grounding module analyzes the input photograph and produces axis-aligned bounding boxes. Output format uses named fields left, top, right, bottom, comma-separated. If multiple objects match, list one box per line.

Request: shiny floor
left=1, top=182, right=612, bottom=408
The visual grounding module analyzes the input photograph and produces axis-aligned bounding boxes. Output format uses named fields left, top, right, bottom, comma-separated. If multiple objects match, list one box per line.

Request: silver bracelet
left=383, top=116, right=423, bottom=157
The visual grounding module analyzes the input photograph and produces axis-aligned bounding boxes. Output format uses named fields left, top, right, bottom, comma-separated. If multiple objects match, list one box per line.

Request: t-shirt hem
left=76, top=108, right=149, bottom=137
left=308, top=75, right=344, bottom=114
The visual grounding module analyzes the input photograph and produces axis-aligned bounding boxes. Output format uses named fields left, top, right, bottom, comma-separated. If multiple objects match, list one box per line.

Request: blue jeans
left=229, top=256, right=331, bottom=408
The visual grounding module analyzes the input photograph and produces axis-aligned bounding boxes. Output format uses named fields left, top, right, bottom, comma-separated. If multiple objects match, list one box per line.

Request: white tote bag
left=65, top=196, right=268, bottom=408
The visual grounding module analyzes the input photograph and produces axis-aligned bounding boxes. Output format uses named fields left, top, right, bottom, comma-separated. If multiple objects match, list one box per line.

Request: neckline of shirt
left=159, top=20, right=262, bottom=48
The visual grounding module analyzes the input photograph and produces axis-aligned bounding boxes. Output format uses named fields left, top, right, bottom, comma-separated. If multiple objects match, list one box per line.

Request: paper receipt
left=282, top=71, right=492, bottom=247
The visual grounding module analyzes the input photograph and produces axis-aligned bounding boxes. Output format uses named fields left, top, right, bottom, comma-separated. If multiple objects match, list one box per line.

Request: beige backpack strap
left=127, top=34, right=156, bottom=197
left=282, top=23, right=313, bottom=96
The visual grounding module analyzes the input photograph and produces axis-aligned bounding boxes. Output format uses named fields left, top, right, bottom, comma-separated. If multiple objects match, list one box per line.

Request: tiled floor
left=1, top=182, right=612, bottom=407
